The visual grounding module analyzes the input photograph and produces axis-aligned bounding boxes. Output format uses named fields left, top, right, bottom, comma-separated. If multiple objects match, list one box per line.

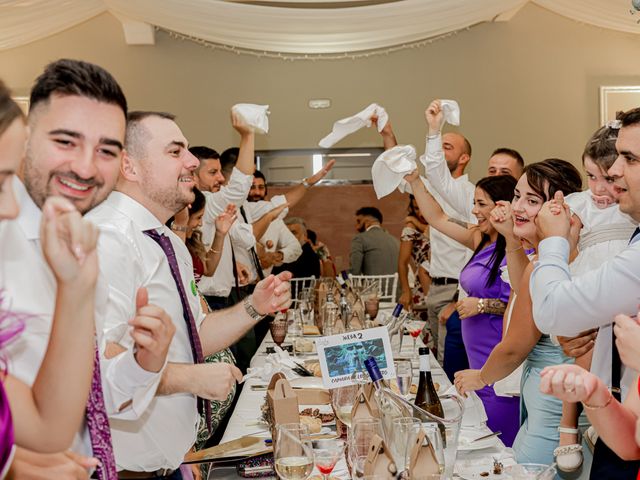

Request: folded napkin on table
left=318, top=103, right=388, bottom=148
left=242, top=345, right=299, bottom=383
left=231, top=103, right=270, bottom=134
left=371, top=144, right=417, bottom=199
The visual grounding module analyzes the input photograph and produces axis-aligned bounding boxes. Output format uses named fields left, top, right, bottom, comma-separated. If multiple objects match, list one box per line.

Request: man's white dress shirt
left=421, top=133, right=476, bottom=220
left=0, top=179, right=160, bottom=459
left=199, top=168, right=255, bottom=297
left=530, top=235, right=640, bottom=399
left=87, top=192, right=205, bottom=471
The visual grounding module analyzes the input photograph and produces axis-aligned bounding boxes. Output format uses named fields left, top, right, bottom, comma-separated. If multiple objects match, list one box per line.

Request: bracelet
left=170, top=222, right=188, bottom=232
left=506, top=245, right=523, bottom=253
left=477, top=298, right=485, bottom=314
left=582, top=390, right=614, bottom=410
left=208, top=249, right=221, bottom=255
left=301, top=178, right=311, bottom=188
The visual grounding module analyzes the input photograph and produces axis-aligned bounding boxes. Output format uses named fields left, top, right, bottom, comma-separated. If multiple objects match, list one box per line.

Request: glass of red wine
left=312, top=439, right=346, bottom=480
left=407, top=320, right=423, bottom=354
left=269, top=313, right=288, bottom=348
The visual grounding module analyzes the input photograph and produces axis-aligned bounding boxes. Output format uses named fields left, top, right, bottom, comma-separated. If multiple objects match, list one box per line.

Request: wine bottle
left=364, top=356, right=412, bottom=441
left=415, top=347, right=445, bottom=436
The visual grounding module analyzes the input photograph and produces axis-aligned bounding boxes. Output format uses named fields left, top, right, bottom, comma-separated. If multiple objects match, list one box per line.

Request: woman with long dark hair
left=405, top=171, right=520, bottom=445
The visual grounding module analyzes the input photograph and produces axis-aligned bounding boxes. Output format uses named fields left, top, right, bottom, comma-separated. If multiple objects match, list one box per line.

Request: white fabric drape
left=0, top=0, right=638, bottom=54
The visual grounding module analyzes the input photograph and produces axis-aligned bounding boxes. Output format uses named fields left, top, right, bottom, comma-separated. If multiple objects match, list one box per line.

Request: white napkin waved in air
left=231, top=103, right=270, bottom=134
left=371, top=144, right=417, bottom=199
left=241, top=345, right=298, bottom=383
left=318, top=103, right=388, bottom=148
left=440, top=99, right=461, bottom=126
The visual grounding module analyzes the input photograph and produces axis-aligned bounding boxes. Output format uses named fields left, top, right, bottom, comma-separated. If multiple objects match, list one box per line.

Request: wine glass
left=364, top=297, right=379, bottom=323
left=311, top=439, right=346, bottom=480
left=389, top=418, right=421, bottom=477
left=330, top=385, right=359, bottom=430
left=394, top=360, right=413, bottom=398
left=270, top=314, right=288, bottom=348
left=275, top=423, right=314, bottom=480
left=406, top=319, right=424, bottom=354
left=348, top=418, right=384, bottom=469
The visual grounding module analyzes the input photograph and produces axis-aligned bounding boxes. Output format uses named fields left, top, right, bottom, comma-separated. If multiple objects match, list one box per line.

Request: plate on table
left=290, top=376, right=325, bottom=389
left=457, top=428, right=500, bottom=451
left=299, top=404, right=336, bottom=426
left=456, top=457, right=517, bottom=479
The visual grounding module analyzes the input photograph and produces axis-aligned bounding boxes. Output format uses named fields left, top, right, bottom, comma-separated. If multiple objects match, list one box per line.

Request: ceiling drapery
left=1, top=0, right=638, bottom=54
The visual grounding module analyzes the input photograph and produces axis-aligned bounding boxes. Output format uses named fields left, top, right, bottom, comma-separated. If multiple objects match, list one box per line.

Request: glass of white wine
left=330, top=385, right=359, bottom=430
left=275, top=423, right=314, bottom=480
left=394, top=360, right=413, bottom=398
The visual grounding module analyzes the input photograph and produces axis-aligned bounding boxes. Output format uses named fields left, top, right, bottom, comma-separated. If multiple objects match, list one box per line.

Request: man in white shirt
left=529, top=108, right=640, bottom=476
left=89, top=111, right=291, bottom=477
left=1, top=59, right=173, bottom=474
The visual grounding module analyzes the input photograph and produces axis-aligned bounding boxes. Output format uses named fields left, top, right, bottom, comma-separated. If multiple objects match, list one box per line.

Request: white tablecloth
left=211, top=327, right=510, bottom=479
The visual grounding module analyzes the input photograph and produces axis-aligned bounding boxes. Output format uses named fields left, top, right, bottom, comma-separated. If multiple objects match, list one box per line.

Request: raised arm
left=282, top=159, right=335, bottom=209
left=6, top=198, right=99, bottom=452
left=202, top=204, right=236, bottom=277
left=231, top=110, right=256, bottom=176
left=420, top=100, right=474, bottom=218
left=405, top=171, right=479, bottom=250
left=398, top=229, right=414, bottom=309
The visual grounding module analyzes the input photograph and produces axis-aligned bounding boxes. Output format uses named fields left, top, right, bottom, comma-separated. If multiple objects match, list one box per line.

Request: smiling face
left=131, top=115, right=199, bottom=220
left=0, top=117, right=28, bottom=220
left=248, top=176, right=267, bottom=202
left=195, top=157, right=225, bottom=193
left=511, top=173, right=545, bottom=244
left=187, top=207, right=204, bottom=239
left=471, top=187, right=497, bottom=234
left=609, top=124, right=640, bottom=222
left=584, top=156, right=616, bottom=209
left=22, top=94, right=125, bottom=213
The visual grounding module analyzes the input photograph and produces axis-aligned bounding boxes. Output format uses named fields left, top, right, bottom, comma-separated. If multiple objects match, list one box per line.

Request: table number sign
left=315, top=327, right=395, bottom=389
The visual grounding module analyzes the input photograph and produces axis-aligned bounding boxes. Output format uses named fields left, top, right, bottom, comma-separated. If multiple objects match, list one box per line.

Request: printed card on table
left=315, top=326, right=395, bottom=389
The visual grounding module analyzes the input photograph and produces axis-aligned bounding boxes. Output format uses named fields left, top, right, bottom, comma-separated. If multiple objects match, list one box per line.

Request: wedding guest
left=274, top=217, right=321, bottom=281
left=376, top=116, right=473, bottom=363
left=307, top=229, right=336, bottom=276
left=88, top=110, right=291, bottom=478
left=405, top=171, right=520, bottom=446
left=1, top=60, right=175, bottom=480
left=454, top=159, right=586, bottom=470
left=530, top=108, right=640, bottom=478
left=349, top=206, right=399, bottom=276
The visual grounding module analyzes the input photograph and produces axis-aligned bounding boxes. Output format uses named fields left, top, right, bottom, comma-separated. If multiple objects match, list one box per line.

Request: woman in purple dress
left=406, top=172, right=520, bottom=446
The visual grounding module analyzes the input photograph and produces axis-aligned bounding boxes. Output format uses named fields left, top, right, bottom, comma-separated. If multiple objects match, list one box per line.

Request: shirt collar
left=105, top=191, right=166, bottom=233
left=14, top=176, right=42, bottom=241
left=455, top=174, right=470, bottom=183
left=366, top=224, right=382, bottom=232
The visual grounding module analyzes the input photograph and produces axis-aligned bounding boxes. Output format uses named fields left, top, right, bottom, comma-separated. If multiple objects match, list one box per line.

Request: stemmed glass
left=330, top=385, right=359, bottom=430
left=406, top=319, right=424, bottom=354
left=389, top=418, right=421, bottom=478
left=363, top=297, right=379, bottom=323
left=270, top=313, right=288, bottom=348
left=274, top=423, right=314, bottom=480
left=394, top=360, right=413, bottom=398
left=311, top=439, right=346, bottom=480
left=348, top=418, right=384, bottom=472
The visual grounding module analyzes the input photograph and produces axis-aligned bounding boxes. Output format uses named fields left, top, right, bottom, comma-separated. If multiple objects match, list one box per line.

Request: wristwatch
left=243, top=296, right=267, bottom=321
left=301, top=178, right=311, bottom=188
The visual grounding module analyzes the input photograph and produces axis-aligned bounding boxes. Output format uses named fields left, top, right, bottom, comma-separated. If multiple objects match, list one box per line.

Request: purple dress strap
left=0, top=381, right=14, bottom=477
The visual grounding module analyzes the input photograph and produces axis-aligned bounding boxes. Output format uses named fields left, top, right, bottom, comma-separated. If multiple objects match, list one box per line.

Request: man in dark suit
left=349, top=207, right=399, bottom=275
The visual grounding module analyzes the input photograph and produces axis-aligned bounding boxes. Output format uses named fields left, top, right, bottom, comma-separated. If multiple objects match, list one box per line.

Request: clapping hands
left=535, top=191, right=572, bottom=240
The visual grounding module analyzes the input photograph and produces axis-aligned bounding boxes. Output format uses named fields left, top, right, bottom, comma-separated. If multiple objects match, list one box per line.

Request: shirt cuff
left=426, top=133, right=443, bottom=158
left=104, top=348, right=164, bottom=420
left=537, top=236, right=570, bottom=263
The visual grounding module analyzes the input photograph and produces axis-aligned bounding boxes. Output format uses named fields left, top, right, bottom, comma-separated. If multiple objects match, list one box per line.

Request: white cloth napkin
left=440, top=99, right=461, bottom=126
left=231, top=103, right=270, bottom=134
left=318, top=103, right=388, bottom=148
left=242, top=346, right=298, bottom=382
left=370, top=144, right=417, bottom=199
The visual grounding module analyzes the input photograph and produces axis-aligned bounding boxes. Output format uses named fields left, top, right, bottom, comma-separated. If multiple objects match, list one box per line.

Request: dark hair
left=30, top=59, right=127, bottom=116
left=307, top=229, right=318, bottom=244
left=522, top=158, right=583, bottom=202
left=253, top=170, right=266, bottom=182
left=0, top=80, right=25, bottom=136
left=491, top=147, right=524, bottom=169
left=356, top=206, right=383, bottom=224
left=186, top=188, right=207, bottom=259
left=125, top=111, right=176, bottom=158
left=468, top=175, right=518, bottom=287
left=220, top=147, right=239, bottom=177
left=189, top=146, right=219, bottom=161
left=407, top=194, right=420, bottom=217
left=618, top=107, right=640, bottom=128
left=582, top=126, right=618, bottom=173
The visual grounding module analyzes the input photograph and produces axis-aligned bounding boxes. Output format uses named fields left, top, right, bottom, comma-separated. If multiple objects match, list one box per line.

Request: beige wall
left=2, top=3, right=640, bottom=184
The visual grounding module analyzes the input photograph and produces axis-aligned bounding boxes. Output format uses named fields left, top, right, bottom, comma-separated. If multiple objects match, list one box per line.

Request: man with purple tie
left=1, top=60, right=175, bottom=479
left=88, top=110, right=292, bottom=479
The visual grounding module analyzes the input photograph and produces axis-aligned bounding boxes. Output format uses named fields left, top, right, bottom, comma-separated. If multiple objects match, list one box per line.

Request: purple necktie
left=86, top=346, right=117, bottom=480
left=144, top=229, right=211, bottom=432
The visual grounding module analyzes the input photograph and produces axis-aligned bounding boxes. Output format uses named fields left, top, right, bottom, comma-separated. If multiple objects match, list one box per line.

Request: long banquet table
left=208, top=324, right=512, bottom=479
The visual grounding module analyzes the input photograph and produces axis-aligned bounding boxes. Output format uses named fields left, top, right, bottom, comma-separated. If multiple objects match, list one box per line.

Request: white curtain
left=0, top=0, right=638, bottom=54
